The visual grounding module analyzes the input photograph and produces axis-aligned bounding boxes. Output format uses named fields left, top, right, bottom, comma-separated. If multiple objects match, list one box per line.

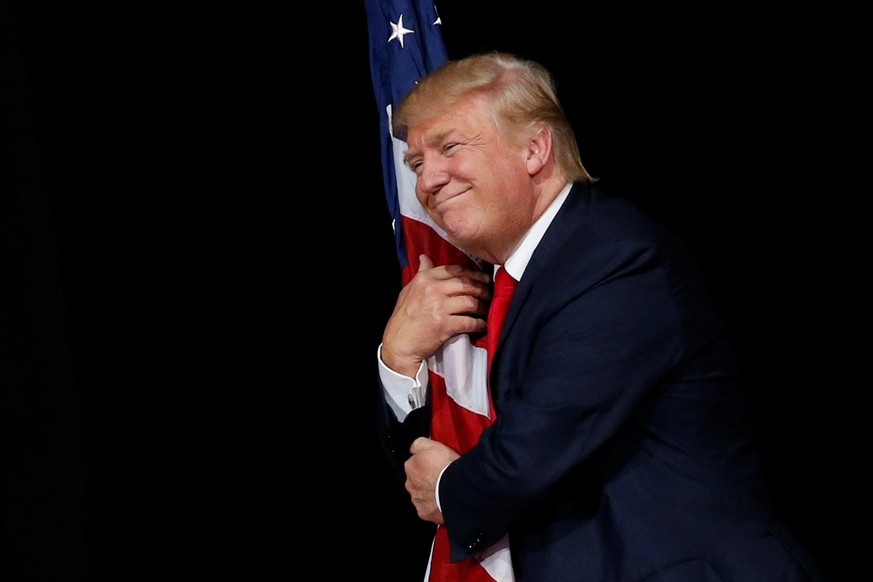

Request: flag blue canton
left=365, top=0, right=448, bottom=270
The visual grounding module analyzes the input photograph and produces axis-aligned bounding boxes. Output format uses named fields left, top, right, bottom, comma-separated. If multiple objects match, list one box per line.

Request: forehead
left=406, top=98, right=491, bottom=144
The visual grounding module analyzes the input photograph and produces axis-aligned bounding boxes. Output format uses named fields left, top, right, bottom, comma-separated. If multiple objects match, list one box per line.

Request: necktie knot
left=493, top=267, right=518, bottom=298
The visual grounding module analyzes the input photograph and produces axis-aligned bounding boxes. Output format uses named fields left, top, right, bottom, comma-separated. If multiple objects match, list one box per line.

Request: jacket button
left=464, top=533, right=484, bottom=552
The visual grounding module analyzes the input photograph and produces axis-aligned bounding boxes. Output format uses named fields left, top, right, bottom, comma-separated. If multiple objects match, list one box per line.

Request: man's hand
left=381, top=254, right=490, bottom=377
left=404, top=437, right=461, bottom=524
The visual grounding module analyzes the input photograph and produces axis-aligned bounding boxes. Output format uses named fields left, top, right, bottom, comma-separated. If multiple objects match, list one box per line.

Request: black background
left=1, top=1, right=853, bottom=580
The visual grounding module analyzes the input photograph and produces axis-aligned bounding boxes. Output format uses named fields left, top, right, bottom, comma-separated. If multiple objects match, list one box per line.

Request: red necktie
left=426, top=267, right=518, bottom=582
left=486, top=267, right=518, bottom=379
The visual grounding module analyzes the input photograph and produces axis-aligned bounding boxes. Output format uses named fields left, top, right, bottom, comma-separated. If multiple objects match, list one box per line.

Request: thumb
left=418, top=254, right=435, bottom=272
left=410, top=436, right=435, bottom=454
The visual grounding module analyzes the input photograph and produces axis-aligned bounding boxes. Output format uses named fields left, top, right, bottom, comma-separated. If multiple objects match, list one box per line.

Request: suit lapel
left=498, top=182, right=595, bottom=347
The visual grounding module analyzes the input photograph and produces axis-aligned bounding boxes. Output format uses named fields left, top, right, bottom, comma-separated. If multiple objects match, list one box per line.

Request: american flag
left=364, top=2, right=513, bottom=581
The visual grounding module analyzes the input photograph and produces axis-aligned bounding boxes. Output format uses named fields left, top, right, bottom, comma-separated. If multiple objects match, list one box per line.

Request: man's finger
left=418, top=254, right=434, bottom=272
left=410, top=436, right=434, bottom=454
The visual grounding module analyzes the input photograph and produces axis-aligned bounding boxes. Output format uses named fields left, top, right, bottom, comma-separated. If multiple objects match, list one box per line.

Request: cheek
left=486, top=160, right=524, bottom=199
left=414, top=184, right=427, bottom=207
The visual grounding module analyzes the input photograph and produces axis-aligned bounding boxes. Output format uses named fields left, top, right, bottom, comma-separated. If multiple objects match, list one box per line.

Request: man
left=376, top=52, right=822, bottom=581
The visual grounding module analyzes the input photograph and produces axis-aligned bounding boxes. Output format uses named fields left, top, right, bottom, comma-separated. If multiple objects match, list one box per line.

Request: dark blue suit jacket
left=379, top=182, right=822, bottom=581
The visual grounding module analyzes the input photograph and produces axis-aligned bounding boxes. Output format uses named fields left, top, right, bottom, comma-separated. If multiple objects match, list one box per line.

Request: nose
left=417, top=157, right=450, bottom=196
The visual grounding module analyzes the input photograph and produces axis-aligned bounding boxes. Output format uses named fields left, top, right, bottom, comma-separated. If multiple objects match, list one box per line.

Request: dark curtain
left=1, top=1, right=844, bottom=580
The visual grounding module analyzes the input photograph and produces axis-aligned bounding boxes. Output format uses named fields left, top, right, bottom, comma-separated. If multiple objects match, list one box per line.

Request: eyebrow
left=402, top=127, right=457, bottom=166
left=402, top=148, right=420, bottom=167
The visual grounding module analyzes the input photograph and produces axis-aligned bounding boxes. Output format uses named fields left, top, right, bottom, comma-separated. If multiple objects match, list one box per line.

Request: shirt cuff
left=377, top=344, right=429, bottom=421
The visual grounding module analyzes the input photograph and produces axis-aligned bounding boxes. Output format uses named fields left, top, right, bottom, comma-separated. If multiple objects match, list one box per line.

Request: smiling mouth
left=434, top=188, right=469, bottom=209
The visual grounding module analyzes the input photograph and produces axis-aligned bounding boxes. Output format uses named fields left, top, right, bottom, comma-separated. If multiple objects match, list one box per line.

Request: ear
left=525, top=125, right=552, bottom=176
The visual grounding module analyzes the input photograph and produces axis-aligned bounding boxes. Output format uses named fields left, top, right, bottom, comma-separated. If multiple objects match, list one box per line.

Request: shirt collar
left=498, top=182, right=573, bottom=281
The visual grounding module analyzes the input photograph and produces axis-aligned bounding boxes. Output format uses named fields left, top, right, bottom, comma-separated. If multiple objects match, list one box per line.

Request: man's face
left=403, top=98, right=534, bottom=263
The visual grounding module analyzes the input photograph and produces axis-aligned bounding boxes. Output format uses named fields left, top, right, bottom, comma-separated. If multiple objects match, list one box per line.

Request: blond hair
left=393, top=52, right=591, bottom=182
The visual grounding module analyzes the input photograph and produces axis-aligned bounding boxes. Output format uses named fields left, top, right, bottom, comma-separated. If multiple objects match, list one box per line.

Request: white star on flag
left=388, top=14, right=414, bottom=47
